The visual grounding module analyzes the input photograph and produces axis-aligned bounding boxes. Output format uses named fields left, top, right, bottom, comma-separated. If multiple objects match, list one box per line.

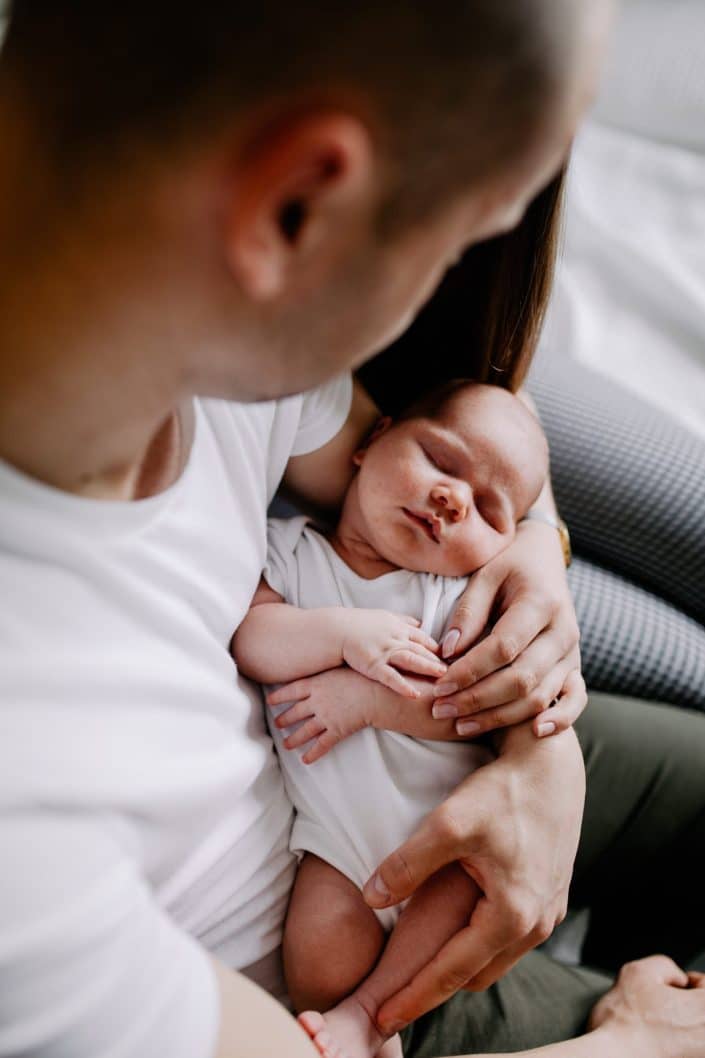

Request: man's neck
left=0, top=107, right=199, bottom=501
left=0, top=219, right=191, bottom=500
left=0, top=297, right=191, bottom=500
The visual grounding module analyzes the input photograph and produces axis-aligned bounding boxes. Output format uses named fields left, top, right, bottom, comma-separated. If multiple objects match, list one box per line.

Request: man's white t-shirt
left=0, top=376, right=352, bottom=1058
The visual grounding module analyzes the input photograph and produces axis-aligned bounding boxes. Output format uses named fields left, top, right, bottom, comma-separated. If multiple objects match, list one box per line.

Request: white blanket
left=539, top=0, right=705, bottom=439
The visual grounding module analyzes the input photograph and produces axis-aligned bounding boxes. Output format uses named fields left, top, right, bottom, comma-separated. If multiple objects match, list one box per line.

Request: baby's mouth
left=402, top=508, right=441, bottom=544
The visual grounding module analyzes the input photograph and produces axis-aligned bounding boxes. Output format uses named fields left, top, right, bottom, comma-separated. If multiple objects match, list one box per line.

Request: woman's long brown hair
left=357, top=168, right=566, bottom=415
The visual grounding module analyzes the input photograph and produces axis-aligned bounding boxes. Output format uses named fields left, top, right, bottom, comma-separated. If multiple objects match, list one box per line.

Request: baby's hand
left=341, top=609, right=447, bottom=697
left=267, top=668, right=436, bottom=764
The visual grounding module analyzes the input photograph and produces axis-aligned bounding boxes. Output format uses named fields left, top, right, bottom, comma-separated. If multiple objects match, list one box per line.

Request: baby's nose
left=432, top=485, right=467, bottom=521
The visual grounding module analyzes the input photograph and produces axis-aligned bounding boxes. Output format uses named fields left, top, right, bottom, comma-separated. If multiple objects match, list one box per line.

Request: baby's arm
left=268, top=668, right=484, bottom=764
left=233, top=579, right=447, bottom=695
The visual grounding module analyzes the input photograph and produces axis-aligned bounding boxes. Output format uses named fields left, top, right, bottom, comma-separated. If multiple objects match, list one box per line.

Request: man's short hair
left=2, top=2, right=580, bottom=221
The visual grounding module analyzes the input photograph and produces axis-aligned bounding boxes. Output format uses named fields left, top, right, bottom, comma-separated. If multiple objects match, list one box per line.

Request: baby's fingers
left=302, top=730, right=339, bottom=765
left=408, top=628, right=441, bottom=653
left=391, top=648, right=447, bottom=679
left=274, top=700, right=314, bottom=729
left=283, top=717, right=326, bottom=750
left=376, top=666, right=422, bottom=699
left=398, top=614, right=422, bottom=628
left=267, top=680, right=310, bottom=708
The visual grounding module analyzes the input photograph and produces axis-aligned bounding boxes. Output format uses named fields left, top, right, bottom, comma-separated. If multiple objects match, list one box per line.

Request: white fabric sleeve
left=289, top=373, right=353, bottom=457
left=262, top=516, right=309, bottom=602
left=0, top=815, right=219, bottom=1058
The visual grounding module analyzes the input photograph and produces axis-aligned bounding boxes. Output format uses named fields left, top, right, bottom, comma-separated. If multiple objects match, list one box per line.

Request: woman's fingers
left=377, top=898, right=517, bottom=1031
left=449, top=686, right=559, bottom=738
left=363, top=801, right=465, bottom=913
left=533, top=669, right=587, bottom=738
left=431, top=650, right=584, bottom=739
left=435, top=625, right=570, bottom=718
left=623, top=955, right=690, bottom=989
left=440, top=599, right=550, bottom=693
left=441, top=567, right=502, bottom=659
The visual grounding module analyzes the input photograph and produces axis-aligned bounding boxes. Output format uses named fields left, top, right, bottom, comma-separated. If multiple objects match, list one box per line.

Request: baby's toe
left=298, top=1011, right=349, bottom=1058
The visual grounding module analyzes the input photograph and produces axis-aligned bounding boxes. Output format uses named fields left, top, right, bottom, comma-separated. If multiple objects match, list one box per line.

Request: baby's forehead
left=429, top=389, right=547, bottom=488
left=434, top=388, right=541, bottom=449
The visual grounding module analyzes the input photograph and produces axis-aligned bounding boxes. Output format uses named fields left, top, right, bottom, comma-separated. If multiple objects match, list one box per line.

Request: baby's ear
left=352, top=416, right=393, bottom=466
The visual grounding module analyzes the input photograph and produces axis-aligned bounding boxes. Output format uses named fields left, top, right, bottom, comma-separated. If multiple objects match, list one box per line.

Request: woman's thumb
left=363, top=810, right=459, bottom=909
left=442, top=569, right=499, bottom=659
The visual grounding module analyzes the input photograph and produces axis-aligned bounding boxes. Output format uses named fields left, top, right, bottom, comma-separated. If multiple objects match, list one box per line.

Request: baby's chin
left=386, top=548, right=476, bottom=579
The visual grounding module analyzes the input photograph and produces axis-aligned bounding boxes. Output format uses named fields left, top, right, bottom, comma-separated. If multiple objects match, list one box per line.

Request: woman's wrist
left=592, top=1021, right=662, bottom=1058
left=493, top=714, right=580, bottom=764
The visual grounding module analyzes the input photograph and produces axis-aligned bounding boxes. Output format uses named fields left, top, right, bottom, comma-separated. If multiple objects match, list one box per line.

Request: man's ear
left=225, top=113, right=375, bottom=300
left=352, top=416, right=393, bottom=466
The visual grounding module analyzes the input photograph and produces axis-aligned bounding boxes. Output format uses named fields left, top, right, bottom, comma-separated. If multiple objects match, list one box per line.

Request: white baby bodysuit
left=263, top=516, right=493, bottom=931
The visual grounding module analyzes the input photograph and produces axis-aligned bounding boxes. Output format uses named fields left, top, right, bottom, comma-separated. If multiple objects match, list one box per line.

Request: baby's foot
left=299, top=1011, right=350, bottom=1058
left=299, top=998, right=403, bottom=1058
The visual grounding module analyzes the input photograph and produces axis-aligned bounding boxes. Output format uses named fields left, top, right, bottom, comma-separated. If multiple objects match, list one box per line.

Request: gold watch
left=523, top=510, right=572, bottom=568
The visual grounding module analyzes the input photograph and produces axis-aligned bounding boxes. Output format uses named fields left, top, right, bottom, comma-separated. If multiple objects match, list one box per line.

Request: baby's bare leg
left=300, top=863, right=480, bottom=1058
left=284, top=854, right=386, bottom=1014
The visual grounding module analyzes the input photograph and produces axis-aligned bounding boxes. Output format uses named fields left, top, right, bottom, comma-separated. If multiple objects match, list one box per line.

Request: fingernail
left=537, top=721, right=556, bottom=738
left=433, top=703, right=458, bottom=719
left=381, top=1020, right=406, bottom=1036
left=456, top=719, right=481, bottom=736
left=441, top=629, right=461, bottom=658
left=434, top=682, right=458, bottom=697
left=367, top=872, right=391, bottom=905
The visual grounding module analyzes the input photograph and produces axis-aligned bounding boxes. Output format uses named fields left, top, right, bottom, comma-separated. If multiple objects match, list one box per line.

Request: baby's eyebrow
left=424, top=425, right=469, bottom=465
left=428, top=424, right=519, bottom=516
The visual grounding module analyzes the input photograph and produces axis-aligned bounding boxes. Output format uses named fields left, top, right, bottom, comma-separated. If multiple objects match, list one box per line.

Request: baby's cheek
left=451, top=534, right=494, bottom=576
left=393, top=457, right=418, bottom=491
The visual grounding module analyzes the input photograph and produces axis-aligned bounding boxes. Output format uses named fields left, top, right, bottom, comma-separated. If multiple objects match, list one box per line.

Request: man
left=2, top=5, right=705, bottom=1058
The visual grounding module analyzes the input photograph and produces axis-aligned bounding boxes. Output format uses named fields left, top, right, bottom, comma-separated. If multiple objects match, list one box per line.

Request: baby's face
left=353, top=389, right=548, bottom=577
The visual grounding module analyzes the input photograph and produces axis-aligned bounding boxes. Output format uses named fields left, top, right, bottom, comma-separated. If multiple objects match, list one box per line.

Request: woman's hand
left=432, top=518, right=585, bottom=739
left=588, top=957, right=705, bottom=1058
left=363, top=719, right=586, bottom=1033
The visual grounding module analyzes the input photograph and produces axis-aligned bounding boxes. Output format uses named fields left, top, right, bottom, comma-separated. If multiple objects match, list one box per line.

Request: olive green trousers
left=402, top=694, right=705, bottom=1056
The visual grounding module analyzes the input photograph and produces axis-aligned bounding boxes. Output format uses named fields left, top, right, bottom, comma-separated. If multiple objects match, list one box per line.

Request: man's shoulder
left=197, top=393, right=301, bottom=437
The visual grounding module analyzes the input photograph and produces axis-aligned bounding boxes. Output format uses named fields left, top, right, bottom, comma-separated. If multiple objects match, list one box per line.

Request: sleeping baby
left=233, top=380, right=549, bottom=1058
